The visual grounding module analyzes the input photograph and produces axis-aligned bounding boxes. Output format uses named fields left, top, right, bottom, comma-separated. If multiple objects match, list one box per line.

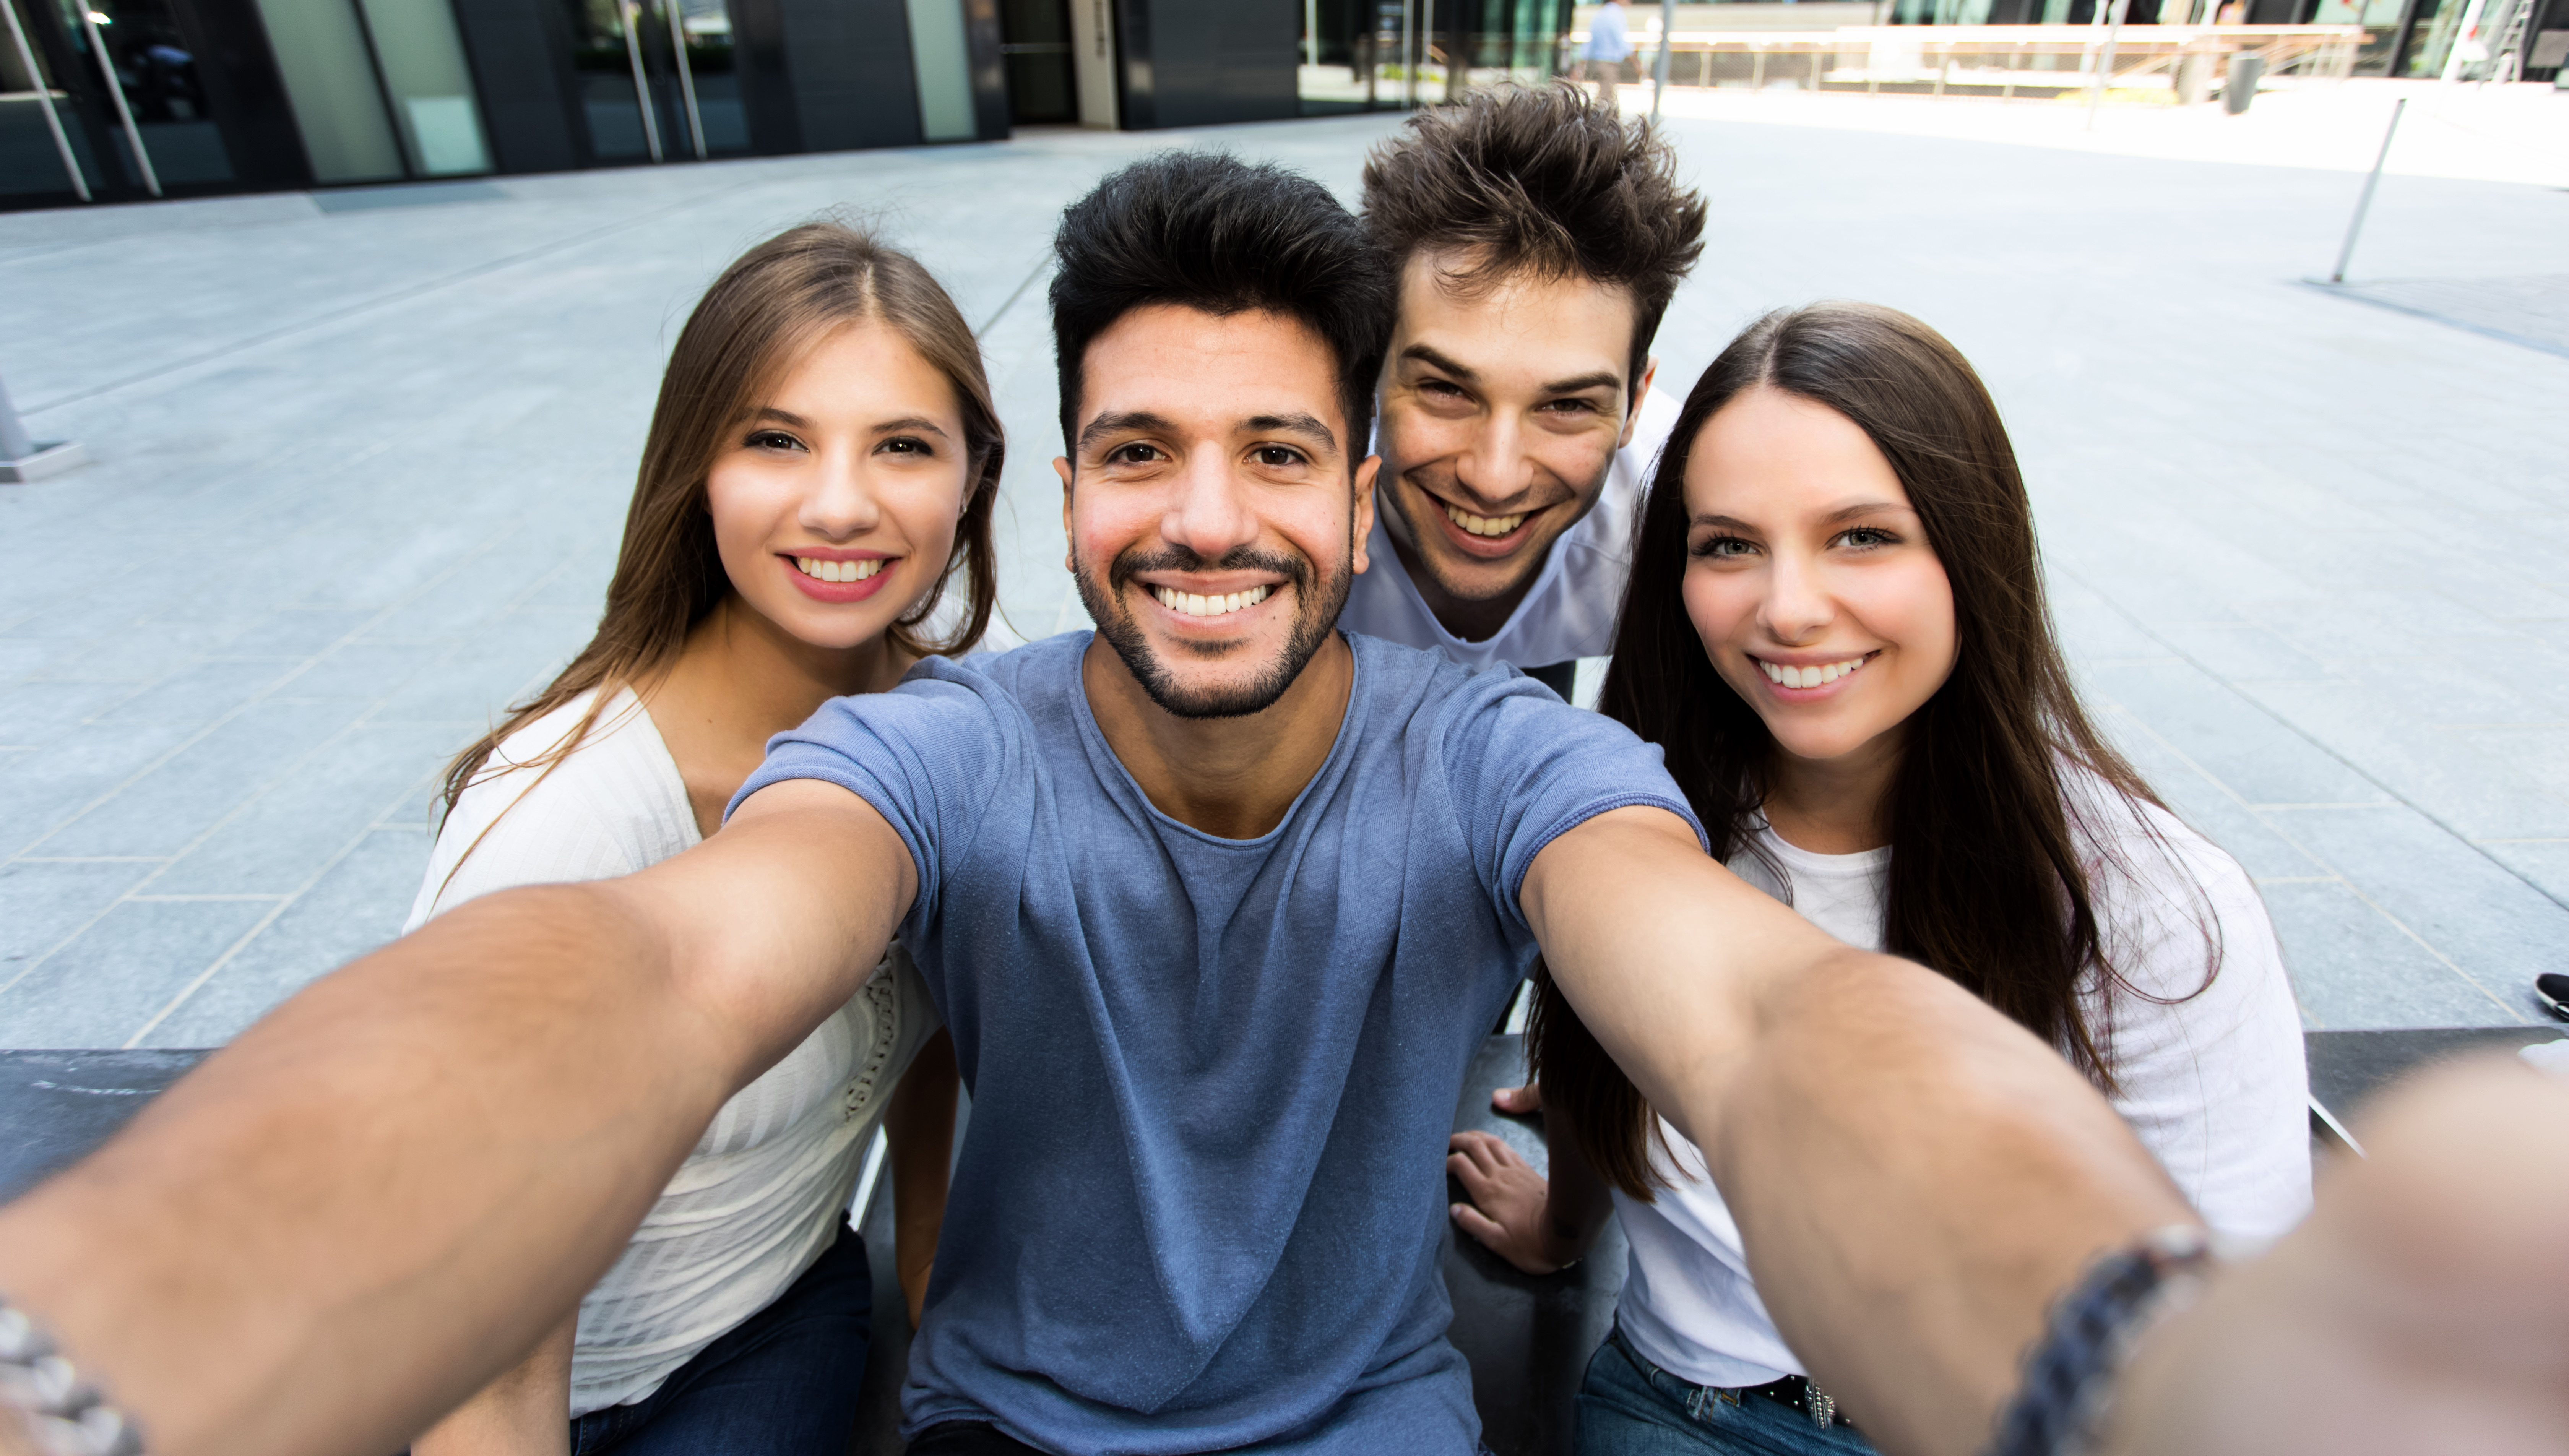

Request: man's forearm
left=0, top=884, right=741, bottom=1456
left=1528, top=810, right=2195, bottom=1456
left=1699, top=949, right=2192, bottom=1456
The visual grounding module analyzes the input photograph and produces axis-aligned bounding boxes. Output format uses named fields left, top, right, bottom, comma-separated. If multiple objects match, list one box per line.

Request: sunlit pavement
left=0, top=87, right=2563, bottom=1048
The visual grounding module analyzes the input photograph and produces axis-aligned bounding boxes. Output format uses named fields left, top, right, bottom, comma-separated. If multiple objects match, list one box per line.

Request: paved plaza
left=2, top=85, right=2566, bottom=1049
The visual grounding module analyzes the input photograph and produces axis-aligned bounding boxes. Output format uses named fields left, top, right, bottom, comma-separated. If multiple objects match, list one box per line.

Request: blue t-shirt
left=735, top=631, right=1702, bottom=1454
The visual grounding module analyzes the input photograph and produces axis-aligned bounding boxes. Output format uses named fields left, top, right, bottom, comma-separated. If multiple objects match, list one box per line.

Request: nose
left=1758, top=548, right=1835, bottom=646
left=800, top=442, right=882, bottom=541
left=1160, top=449, right=1259, bottom=564
left=1452, top=412, right=1535, bottom=510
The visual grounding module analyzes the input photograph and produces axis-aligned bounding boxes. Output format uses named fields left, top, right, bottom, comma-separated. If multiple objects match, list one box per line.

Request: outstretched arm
left=0, top=778, right=910, bottom=1456
left=1523, top=807, right=2196, bottom=1456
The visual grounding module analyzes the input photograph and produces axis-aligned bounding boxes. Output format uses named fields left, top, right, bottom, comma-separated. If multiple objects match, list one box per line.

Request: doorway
left=561, top=0, right=747, bottom=163
left=999, top=0, right=1073, bottom=125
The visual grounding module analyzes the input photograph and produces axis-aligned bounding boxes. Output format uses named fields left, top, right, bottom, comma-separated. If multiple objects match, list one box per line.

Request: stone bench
left=5, top=1026, right=2560, bottom=1455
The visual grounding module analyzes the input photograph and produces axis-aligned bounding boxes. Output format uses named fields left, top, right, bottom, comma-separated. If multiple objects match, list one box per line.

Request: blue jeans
left=1576, top=1328, right=1878, bottom=1456
left=568, top=1224, right=873, bottom=1456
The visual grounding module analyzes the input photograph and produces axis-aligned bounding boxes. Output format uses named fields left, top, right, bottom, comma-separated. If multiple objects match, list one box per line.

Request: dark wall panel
left=181, top=0, right=310, bottom=190
left=773, top=0, right=925, bottom=151
left=450, top=0, right=583, bottom=174
left=1132, top=0, right=1294, bottom=128
left=1114, top=0, right=1296, bottom=130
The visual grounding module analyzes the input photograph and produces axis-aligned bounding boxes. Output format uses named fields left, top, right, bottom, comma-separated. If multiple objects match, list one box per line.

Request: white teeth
left=1759, top=655, right=1867, bottom=689
left=1152, top=583, right=1273, bottom=618
left=794, top=557, right=885, bottom=583
left=1444, top=502, right=1529, bottom=538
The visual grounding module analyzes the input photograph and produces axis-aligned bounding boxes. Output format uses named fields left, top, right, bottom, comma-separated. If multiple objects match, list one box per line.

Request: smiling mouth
left=1756, top=653, right=1872, bottom=689
left=1151, top=583, right=1273, bottom=618
left=1442, top=500, right=1530, bottom=539
left=793, top=556, right=887, bottom=583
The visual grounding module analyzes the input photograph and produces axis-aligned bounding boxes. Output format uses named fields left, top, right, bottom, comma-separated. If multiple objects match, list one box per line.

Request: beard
left=1077, top=535, right=1353, bottom=721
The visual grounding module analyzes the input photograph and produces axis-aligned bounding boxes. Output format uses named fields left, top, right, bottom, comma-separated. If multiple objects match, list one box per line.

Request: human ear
left=1351, top=454, right=1379, bottom=576
left=1619, top=355, right=1660, bottom=450
left=1055, top=456, right=1075, bottom=573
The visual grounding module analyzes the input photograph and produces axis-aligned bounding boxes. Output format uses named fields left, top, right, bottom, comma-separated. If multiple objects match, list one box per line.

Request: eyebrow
left=1245, top=412, right=1338, bottom=451
left=1691, top=501, right=1911, bottom=532
left=749, top=407, right=812, bottom=428
left=1403, top=344, right=1622, bottom=399
left=870, top=416, right=951, bottom=439
left=1078, top=409, right=1177, bottom=452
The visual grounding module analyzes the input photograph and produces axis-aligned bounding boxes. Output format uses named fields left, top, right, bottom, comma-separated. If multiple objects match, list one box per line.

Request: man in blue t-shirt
left=0, top=154, right=2231, bottom=1456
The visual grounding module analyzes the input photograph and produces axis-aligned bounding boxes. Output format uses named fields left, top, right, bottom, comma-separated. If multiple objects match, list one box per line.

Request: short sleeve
left=1439, top=672, right=1708, bottom=939
left=728, top=657, right=1017, bottom=940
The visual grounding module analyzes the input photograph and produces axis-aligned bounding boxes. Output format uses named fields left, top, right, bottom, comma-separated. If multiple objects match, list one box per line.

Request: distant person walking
left=1580, top=0, right=1632, bottom=90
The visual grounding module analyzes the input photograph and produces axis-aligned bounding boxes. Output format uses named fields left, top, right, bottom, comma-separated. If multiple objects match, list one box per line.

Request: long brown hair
left=1534, top=301, right=2212, bottom=1199
left=438, top=222, right=1004, bottom=820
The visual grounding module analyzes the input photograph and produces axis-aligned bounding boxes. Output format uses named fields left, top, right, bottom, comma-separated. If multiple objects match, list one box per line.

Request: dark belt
left=1611, top=1325, right=1859, bottom=1433
left=1736, top=1372, right=1855, bottom=1432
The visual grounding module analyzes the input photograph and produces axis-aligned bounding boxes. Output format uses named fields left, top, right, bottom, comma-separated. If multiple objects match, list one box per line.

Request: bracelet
left=1983, top=1225, right=2217, bottom=1456
left=0, top=1297, right=146, bottom=1456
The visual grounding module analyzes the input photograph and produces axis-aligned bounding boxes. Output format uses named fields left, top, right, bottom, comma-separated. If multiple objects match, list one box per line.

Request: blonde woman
left=409, top=223, right=1000, bottom=1456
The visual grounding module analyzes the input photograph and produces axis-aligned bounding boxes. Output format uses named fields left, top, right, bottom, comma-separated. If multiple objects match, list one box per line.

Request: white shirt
left=1341, top=385, right=1680, bottom=672
left=404, top=687, right=941, bottom=1417
left=1613, top=791, right=2313, bottom=1390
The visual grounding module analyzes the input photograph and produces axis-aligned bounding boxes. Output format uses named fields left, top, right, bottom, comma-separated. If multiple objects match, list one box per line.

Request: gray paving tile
left=0, top=859, right=159, bottom=969
left=2259, top=880, right=2524, bottom=1032
left=152, top=726, right=450, bottom=896
left=0, top=899, right=273, bottom=1048
left=140, top=828, right=430, bottom=1048
left=2083, top=659, right=2390, bottom=809
left=32, top=699, right=365, bottom=859
left=0, top=716, right=202, bottom=860
left=0, top=681, right=136, bottom=749
left=2262, top=805, right=2548, bottom=1027
left=2239, top=682, right=2569, bottom=841
left=89, top=657, right=302, bottom=727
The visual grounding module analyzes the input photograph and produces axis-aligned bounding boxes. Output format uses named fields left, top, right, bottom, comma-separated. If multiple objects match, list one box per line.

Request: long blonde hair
left=438, top=222, right=1004, bottom=820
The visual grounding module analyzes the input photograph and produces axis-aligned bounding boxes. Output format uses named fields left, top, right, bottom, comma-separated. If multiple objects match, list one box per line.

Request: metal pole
left=2086, top=0, right=2127, bottom=129
left=1652, top=0, right=1673, bottom=115
left=3, top=0, right=86, bottom=200
left=2437, top=0, right=2489, bottom=79
left=1304, top=0, right=1317, bottom=67
left=1400, top=0, right=1414, bottom=106
left=664, top=0, right=706, bottom=157
left=620, top=1, right=662, bottom=160
left=78, top=5, right=157, bottom=196
left=2330, top=97, right=2404, bottom=284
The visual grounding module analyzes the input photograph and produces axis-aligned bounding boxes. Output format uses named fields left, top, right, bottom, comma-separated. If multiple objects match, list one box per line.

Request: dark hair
left=1050, top=151, right=1394, bottom=463
left=1360, top=83, right=1705, bottom=402
left=439, top=222, right=1003, bottom=822
left=1534, top=301, right=2213, bottom=1200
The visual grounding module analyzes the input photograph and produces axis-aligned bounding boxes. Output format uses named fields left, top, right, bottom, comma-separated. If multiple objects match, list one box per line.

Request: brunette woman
left=407, top=222, right=1000, bottom=1456
left=1447, top=302, right=2310, bottom=1456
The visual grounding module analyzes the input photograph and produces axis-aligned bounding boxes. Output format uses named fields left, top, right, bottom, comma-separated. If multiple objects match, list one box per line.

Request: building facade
left=0, top=0, right=1568, bottom=209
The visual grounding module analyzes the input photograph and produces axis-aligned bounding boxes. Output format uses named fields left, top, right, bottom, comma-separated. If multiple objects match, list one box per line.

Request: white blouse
left=1612, top=787, right=2313, bottom=1391
left=404, top=687, right=940, bottom=1417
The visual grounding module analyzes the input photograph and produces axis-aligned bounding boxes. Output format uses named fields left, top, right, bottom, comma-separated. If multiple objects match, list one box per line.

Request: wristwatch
left=0, top=1298, right=146, bottom=1456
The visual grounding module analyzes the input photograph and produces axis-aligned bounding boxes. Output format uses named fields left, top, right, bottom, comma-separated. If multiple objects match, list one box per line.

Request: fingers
left=1450, top=1200, right=1509, bottom=1247
left=1491, top=1081, right=1545, bottom=1115
left=1447, top=1131, right=1529, bottom=1178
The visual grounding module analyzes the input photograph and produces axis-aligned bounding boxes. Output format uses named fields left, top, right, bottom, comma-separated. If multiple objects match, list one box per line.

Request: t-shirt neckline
left=1064, top=629, right=1368, bottom=850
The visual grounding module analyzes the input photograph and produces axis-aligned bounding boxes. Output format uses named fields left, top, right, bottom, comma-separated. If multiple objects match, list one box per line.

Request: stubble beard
left=1077, top=536, right=1353, bottom=721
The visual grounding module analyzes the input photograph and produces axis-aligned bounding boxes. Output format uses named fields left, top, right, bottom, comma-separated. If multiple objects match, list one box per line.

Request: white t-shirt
left=404, top=687, right=941, bottom=1417
left=1613, top=790, right=2313, bottom=1390
left=1340, top=385, right=1681, bottom=672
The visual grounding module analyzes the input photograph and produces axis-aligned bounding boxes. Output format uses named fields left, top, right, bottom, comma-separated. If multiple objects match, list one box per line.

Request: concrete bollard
left=0, top=372, right=84, bottom=484
left=2224, top=53, right=2266, bottom=114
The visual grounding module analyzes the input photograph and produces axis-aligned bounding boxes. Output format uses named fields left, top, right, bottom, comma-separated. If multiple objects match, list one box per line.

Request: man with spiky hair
left=0, top=152, right=2238, bottom=1456
left=1345, top=84, right=1704, bottom=700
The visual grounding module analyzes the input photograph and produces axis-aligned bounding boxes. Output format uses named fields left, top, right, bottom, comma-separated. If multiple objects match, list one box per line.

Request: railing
left=1564, top=24, right=2364, bottom=97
